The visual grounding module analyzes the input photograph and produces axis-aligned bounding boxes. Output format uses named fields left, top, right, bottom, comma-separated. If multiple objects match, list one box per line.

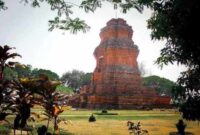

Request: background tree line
left=4, top=65, right=177, bottom=97
left=60, top=69, right=177, bottom=97
left=3, top=65, right=91, bottom=93
left=3, top=64, right=59, bottom=81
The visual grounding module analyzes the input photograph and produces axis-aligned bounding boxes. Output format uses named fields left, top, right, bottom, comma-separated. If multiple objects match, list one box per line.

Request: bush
left=88, top=114, right=96, bottom=122
left=101, top=109, right=108, bottom=113
left=0, top=124, right=11, bottom=134
left=94, top=110, right=118, bottom=115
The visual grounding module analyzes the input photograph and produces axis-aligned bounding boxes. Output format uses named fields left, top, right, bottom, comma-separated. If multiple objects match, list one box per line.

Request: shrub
left=88, top=114, right=96, bottom=122
left=0, top=124, right=10, bottom=134
left=101, top=109, right=108, bottom=113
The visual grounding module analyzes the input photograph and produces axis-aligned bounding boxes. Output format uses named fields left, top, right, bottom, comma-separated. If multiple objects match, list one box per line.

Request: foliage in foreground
left=0, top=45, right=69, bottom=134
left=146, top=0, right=200, bottom=121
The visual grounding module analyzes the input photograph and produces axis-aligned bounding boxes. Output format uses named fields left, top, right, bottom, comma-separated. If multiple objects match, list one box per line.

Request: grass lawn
left=1, top=109, right=199, bottom=135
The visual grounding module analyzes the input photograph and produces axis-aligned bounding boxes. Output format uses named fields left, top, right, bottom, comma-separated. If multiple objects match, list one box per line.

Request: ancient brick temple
left=69, top=18, right=170, bottom=109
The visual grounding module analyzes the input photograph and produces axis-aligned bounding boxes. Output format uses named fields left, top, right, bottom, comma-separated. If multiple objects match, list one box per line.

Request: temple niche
left=69, top=18, right=170, bottom=109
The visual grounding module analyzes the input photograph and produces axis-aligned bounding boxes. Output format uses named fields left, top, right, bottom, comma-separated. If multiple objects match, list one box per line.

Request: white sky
left=0, top=0, right=186, bottom=82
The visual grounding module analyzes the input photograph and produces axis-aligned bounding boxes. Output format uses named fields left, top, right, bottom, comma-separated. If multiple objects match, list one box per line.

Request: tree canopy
left=143, top=75, right=176, bottom=96
left=60, top=69, right=91, bottom=92
left=31, top=68, right=59, bottom=80
left=145, top=0, right=200, bottom=121
left=0, top=0, right=148, bottom=32
left=3, top=64, right=59, bottom=81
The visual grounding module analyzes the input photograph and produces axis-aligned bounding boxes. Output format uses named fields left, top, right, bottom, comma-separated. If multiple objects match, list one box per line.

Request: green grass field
left=0, top=109, right=199, bottom=135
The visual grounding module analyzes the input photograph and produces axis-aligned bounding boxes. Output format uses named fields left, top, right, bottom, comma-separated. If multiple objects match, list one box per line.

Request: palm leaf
left=6, top=53, right=21, bottom=59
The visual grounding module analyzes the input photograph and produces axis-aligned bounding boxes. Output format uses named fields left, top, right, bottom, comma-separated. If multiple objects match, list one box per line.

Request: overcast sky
left=0, top=0, right=186, bottom=82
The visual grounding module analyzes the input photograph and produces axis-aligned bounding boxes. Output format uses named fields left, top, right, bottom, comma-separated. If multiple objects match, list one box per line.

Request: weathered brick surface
left=69, top=18, right=171, bottom=109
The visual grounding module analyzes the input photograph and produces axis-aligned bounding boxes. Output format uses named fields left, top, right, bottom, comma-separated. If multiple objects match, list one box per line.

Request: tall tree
left=60, top=70, right=91, bottom=92
left=61, top=70, right=84, bottom=92
left=145, top=0, right=200, bottom=121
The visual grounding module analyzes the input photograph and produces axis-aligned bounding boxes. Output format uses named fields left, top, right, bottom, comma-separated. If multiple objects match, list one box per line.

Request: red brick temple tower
left=69, top=18, right=170, bottom=109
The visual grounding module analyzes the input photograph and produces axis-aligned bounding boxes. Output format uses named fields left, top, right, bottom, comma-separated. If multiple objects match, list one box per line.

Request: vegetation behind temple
left=143, top=75, right=176, bottom=96
left=2, top=65, right=74, bottom=93
left=3, top=65, right=59, bottom=81
left=3, top=66, right=176, bottom=96
left=60, top=70, right=177, bottom=96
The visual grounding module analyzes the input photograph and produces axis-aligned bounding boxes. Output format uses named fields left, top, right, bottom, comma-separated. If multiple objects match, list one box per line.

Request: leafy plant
left=0, top=124, right=11, bottom=134
left=0, top=45, right=21, bottom=81
left=101, top=109, right=108, bottom=114
left=88, top=114, right=96, bottom=122
left=0, top=45, right=34, bottom=134
left=56, top=85, right=74, bottom=94
left=22, top=74, right=69, bottom=134
left=12, top=80, right=33, bottom=130
left=1, top=45, right=70, bottom=134
left=61, top=70, right=91, bottom=92
left=11, top=72, right=69, bottom=134
left=0, top=45, right=21, bottom=121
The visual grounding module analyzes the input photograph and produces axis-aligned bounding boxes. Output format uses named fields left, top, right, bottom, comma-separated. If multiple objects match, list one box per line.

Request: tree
left=31, top=68, right=59, bottom=80
left=81, top=72, right=92, bottom=86
left=0, top=45, right=34, bottom=133
left=0, top=0, right=91, bottom=33
left=171, top=85, right=185, bottom=106
left=0, top=45, right=21, bottom=122
left=61, top=70, right=84, bottom=92
left=60, top=70, right=91, bottom=92
left=145, top=0, right=200, bottom=121
left=143, top=75, right=176, bottom=96
left=0, top=45, right=21, bottom=80
left=4, top=64, right=60, bottom=81
left=0, top=0, right=146, bottom=32
left=14, top=64, right=32, bottom=78
left=3, top=67, right=18, bottom=81
left=0, top=0, right=6, bottom=10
